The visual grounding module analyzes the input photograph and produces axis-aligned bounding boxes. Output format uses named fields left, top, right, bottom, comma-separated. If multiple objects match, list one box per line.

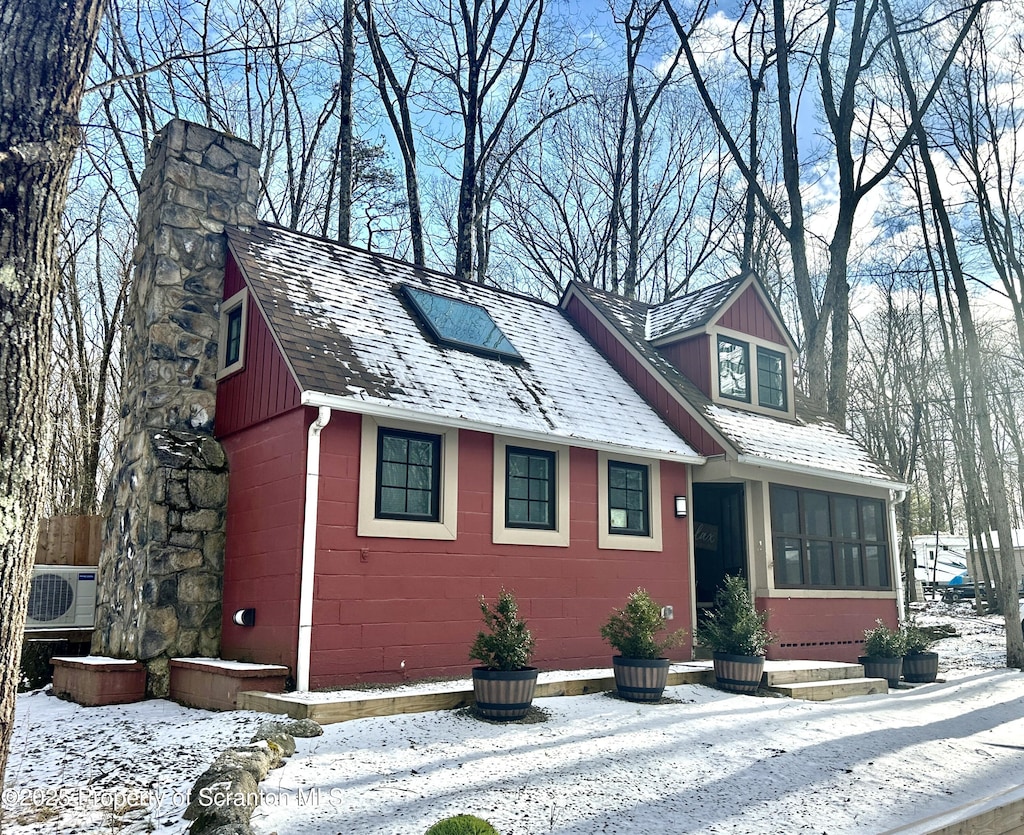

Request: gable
left=715, top=284, right=788, bottom=346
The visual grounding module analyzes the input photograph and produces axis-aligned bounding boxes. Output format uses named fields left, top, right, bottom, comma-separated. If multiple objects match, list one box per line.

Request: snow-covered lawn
left=4, top=601, right=1024, bottom=835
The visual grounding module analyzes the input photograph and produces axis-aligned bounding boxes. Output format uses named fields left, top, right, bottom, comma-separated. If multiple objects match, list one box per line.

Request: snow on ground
left=4, top=600, right=1024, bottom=835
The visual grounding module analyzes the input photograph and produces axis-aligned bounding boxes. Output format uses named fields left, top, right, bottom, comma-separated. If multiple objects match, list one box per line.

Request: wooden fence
left=34, top=515, right=103, bottom=566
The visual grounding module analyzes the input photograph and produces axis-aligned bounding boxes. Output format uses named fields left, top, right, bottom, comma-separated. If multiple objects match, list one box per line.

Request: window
left=217, top=289, right=248, bottom=379
left=358, top=417, right=459, bottom=540
left=770, top=485, right=891, bottom=590
left=607, top=461, right=650, bottom=536
left=492, top=438, right=569, bottom=547
left=376, top=428, right=441, bottom=521
left=717, top=336, right=749, bottom=402
left=756, top=347, right=787, bottom=410
left=597, top=453, right=663, bottom=551
left=400, top=284, right=522, bottom=361
left=506, top=446, right=555, bottom=529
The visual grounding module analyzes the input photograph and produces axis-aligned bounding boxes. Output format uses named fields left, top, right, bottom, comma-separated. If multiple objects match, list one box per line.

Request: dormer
left=647, top=274, right=798, bottom=420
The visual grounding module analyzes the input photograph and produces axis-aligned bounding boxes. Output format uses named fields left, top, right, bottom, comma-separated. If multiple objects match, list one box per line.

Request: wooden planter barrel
left=859, top=655, right=903, bottom=688
left=472, top=667, right=538, bottom=720
left=902, top=652, right=939, bottom=683
left=712, top=652, right=765, bottom=694
left=612, top=656, right=670, bottom=702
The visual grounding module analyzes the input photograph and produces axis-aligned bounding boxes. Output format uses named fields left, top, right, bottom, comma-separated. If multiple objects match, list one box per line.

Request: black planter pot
left=712, top=652, right=765, bottom=694
left=902, top=652, right=939, bottom=683
left=612, top=656, right=671, bottom=702
left=859, top=655, right=903, bottom=687
left=472, top=667, right=538, bottom=720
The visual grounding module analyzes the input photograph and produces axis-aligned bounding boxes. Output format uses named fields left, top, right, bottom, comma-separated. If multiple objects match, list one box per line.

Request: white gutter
left=296, top=405, right=332, bottom=692
left=299, top=390, right=706, bottom=465
left=735, top=454, right=909, bottom=493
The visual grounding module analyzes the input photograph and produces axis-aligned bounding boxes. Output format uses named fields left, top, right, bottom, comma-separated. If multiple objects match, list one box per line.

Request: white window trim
left=598, top=452, right=663, bottom=552
left=709, top=326, right=795, bottom=419
left=357, top=415, right=458, bottom=540
left=216, top=288, right=249, bottom=380
left=492, top=437, right=570, bottom=547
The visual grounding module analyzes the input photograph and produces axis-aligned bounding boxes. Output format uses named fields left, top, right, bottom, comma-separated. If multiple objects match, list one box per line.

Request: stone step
left=762, top=661, right=866, bottom=686
left=768, top=676, right=888, bottom=701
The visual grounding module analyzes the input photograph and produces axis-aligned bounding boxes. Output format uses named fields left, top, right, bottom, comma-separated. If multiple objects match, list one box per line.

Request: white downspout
left=296, top=406, right=332, bottom=692
left=890, top=489, right=908, bottom=620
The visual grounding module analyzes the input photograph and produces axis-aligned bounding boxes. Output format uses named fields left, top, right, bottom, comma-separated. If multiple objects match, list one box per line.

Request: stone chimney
left=93, top=120, right=261, bottom=696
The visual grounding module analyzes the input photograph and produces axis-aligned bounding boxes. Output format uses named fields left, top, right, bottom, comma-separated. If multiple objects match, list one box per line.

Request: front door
left=692, top=483, right=747, bottom=610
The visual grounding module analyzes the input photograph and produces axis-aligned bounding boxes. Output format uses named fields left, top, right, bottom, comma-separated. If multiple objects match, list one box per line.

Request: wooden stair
left=762, top=660, right=888, bottom=701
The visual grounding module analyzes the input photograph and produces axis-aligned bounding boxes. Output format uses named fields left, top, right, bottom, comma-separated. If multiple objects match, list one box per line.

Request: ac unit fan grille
left=28, top=574, right=75, bottom=622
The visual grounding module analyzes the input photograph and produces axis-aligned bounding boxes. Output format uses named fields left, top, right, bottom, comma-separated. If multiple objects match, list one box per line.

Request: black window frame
left=224, top=304, right=244, bottom=368
left=607, top=460, right=650, bottom=537
left=770, top=484, right=891, bottom=590
left=505, top=446, right=556, bottom=530
left=375, top=427, right=443, bottom=522
left=717, top=335, right=751, bottom=403
left=756, top=346, right=787, bottom=410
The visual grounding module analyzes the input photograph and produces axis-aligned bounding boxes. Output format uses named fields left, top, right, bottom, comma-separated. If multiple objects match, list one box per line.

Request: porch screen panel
left=770, top=485, right=891, bottom=590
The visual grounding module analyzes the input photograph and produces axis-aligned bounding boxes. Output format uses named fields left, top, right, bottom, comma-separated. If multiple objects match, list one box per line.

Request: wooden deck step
left=763, top=661, right=866, bottom=687
left=768, top=676, right=888, bottom=701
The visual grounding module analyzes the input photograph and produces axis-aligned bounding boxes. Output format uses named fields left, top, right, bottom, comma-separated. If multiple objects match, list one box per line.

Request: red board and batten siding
left=761, top=596, right=898, bottom=664
left=717, top=284, right=788, bottom=344
left=565, top=295, right=724, bottom=457
left=658, top=336, right=711, bottom=398
left=216, top=255, right=302, bottom=438
left=307, top=414, right=693, bottom=687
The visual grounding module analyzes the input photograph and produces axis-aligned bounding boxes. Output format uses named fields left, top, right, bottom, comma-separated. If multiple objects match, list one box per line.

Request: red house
left=215, top=223, right=904, bottom=689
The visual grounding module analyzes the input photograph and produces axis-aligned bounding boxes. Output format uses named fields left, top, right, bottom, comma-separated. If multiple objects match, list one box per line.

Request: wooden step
left=768, top=676, right=888, bottom=701
left=763, top=661, right=865, bottom=686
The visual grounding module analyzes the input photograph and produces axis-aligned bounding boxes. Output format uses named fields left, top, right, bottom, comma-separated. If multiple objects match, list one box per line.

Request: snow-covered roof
left=645, top=275, right=745, bottom=342
left=571, top=283, right=903, bottom=489
left=226, top=224, right=701, bottom=461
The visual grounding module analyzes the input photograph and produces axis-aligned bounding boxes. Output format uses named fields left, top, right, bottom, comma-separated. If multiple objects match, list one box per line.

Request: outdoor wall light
left=233, top=608, right=256, bottom=627
left=674, top=496, right=688, bottom=518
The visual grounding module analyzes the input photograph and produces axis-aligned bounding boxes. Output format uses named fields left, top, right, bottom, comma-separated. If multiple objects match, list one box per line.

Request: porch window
left=770, top=485, right=891, bottom=590
left=717, top=336, right=749, bottom=402
left=506, top=446, right=556, bottom=529
left=607, top=460, right=650, bottom=536
left=756, top=346, right=786, bottom=410
left=376, top=427, right=442, bottom=521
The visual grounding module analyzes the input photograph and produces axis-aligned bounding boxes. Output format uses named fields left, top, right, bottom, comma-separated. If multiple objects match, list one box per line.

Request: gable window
left=756, top=347, right=787, bottom=410
left=358, top=417, right=459, bottom=540
left=376, top=428, right=441, bottom=521
left=400, top=284, right=522, bottom=361
left=607, top=460, right=650, bottom=536
left=770, top=485, right=891, bottom=590
left=717, top=336, right=749, bottom=402
left=506, top=446, right=556, bottom=530
left=217, top=289, right=248, bottom=379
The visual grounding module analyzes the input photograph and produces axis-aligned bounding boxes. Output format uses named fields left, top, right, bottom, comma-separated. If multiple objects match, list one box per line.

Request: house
left=93, top=120, right=905, bottom=694
left=216, top=224, right=905, bottom=687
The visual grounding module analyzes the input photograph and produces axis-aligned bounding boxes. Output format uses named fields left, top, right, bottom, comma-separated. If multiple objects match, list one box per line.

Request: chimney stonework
left=93, top=120, right=261, bottom=696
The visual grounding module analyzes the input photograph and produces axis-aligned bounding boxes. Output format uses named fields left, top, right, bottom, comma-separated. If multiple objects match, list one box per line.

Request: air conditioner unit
left=25, top=566, right=97, bottom=629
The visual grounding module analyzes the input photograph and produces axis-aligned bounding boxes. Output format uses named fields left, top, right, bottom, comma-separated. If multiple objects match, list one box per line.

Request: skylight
left=400, top=285, right=522, bottom=361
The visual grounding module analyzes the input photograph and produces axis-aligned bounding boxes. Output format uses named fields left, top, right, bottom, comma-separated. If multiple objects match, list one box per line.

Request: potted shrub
left=696, top=574, right=775, bottom=694
left=600, top=588, right=687, bottom=702
left=859, top=620, right=906, bottom=687
left=469, top=589, right=537, bottom=721
left=902, top=620, right=939, bottom=683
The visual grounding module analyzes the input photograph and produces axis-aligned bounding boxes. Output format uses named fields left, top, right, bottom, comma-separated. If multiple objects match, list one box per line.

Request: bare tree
left=881, top=0, right=1023, bottom=666
left=0, top=0, right=107, bottom=788
left=664, top=0, right=982, bottom=424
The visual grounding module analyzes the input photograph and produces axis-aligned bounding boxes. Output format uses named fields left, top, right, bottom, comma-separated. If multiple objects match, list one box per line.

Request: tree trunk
left=336, top=0, right=355, bottom=245
left=0, top=0, right=107, bottom=787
